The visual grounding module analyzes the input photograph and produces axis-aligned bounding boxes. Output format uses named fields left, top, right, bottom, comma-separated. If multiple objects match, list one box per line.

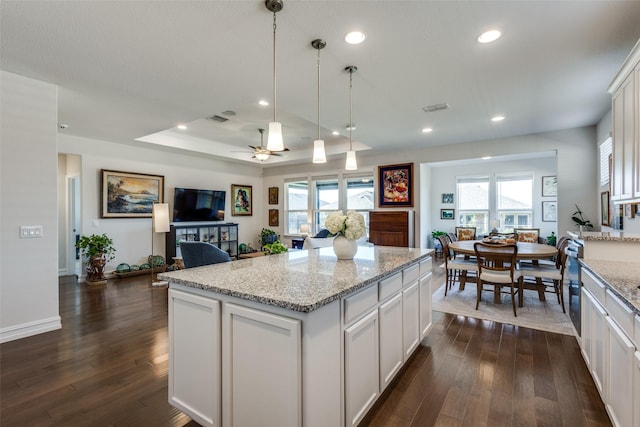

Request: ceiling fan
left=240, top=128, right=289, bottom=161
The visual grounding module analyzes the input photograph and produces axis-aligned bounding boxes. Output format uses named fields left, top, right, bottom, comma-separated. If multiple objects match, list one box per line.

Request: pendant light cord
left=272, top=11, right=277, bottom=122
left=349, top=69, right=353, bottom=151
left=317, top=48, right=321, bottom=140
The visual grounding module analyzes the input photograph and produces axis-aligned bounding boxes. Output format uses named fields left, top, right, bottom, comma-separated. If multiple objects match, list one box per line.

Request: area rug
left=432, top=282, right=575, bottom=336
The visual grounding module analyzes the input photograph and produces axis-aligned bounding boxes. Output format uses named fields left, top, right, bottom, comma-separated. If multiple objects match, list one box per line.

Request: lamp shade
left=152, top=203, right=170, bottom=233
left=255, top=152, right=270, bottom=161
left=345, top=150, right=358, bottom=171
left=267, top=121, right=284, bottom=152
left=299, top=223, right=309, bottom=235
left=312, top=139, right=326, bottom=163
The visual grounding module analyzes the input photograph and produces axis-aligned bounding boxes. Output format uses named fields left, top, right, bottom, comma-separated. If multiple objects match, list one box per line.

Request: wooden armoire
left=368, top=210, right=414, bottom=247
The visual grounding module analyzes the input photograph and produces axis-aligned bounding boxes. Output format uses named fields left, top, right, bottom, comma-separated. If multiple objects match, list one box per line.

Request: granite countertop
left=568, top=230, right=640, bottom=243
left=159, top=246, right=432, bottom=313
left=579, top=258, right=640, bottom=315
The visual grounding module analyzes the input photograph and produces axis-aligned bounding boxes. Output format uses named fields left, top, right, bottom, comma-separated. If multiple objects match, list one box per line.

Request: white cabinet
left=419, top=273, right=433, bottom=339
left=222, top=303, right=301, bottom=427
left=402, top=281, right=420, bottom=358
left=168, top=289, right=221, bottom=427
left=591, top=293, right=607, bottom=398
left=379, top=293, right=404, bottom=391
left=634, top=351, right=640, bottom=427
left=344, top=310, right=379, bottom=427
left=609, top=39, right=640, bottom=202
left=581, top=288, right=592, bottom=366
left=605, top=316, right=635, bottom=427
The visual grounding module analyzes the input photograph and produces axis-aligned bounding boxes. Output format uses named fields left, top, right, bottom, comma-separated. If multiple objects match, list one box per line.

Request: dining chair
left=180, top=241, right=231, bottom=268
left=514, top=228, right=541, bottom=243
left=455, top=226, right=477, bottom=241
left=518, top=238, right=569, bottom=312
left=446, top=232, right=457, bottom=243
left=438, top=235, right=478, bottom=296
left=473, top=242, right=522, bottom=317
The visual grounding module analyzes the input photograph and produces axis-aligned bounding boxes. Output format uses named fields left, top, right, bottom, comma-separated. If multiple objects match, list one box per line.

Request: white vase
left=332, top=236, right=358, bottom=260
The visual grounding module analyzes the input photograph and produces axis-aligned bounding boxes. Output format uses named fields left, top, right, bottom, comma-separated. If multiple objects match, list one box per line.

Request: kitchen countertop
left=579, top=258, right=640, bottom=315
left=568, top=230, right=640, bottom=243
left=159, top=245, right=432, bottom=313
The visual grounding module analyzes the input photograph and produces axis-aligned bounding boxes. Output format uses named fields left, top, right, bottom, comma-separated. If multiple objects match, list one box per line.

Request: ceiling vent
left=207, top=115, right=229, bottom=123
left=422, top=103, right=450, bottom=113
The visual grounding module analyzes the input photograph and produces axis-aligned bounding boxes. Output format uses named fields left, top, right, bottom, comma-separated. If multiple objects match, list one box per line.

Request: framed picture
left=268, top=186, right=279, bottom=204
left=542, top=176, right=557, bottom=197
left=440, top=209, right=455, bottom=220
left=601, top=191, right=610, bottom=225
left=624, top=203, right=635, bottom=219
left=378, top=163, right=414, bottom=207
left=269, top=209, right=279, bottom=226
left=231, top=184, right=252, bottom=216
left=542, top=201, right=557, bottom=222
left=101, top=169, right=164, bottom=218
left=441, top=193, right=454, bottom=204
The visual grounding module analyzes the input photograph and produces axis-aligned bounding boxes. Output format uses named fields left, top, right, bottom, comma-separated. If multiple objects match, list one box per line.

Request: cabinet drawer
left=344, top=285, right=378, bottom=325
left=419, top=258, right=432, bottom=277
left=606, top=289, right=635, bottom=340
left=379, top=272, right=402, bottom=302
left=582, top=268, right=606, bottom=305
left=403, top=264, right=420, bottom=286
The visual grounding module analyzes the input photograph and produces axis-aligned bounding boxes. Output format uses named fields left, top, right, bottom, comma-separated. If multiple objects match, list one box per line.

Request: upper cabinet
left=608, top=39, right=640, bottom=203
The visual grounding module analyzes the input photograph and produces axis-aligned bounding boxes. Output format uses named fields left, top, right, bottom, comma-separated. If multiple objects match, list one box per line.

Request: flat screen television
left=173, top=188, right=226, bottom=222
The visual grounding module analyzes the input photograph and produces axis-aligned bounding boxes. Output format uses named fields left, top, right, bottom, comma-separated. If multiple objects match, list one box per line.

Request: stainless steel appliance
left=566, top=239, right=583, bottom=336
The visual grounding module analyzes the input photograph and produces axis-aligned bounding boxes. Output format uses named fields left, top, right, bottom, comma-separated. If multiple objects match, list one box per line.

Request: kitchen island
left=159, top=245, right=433, bottom=427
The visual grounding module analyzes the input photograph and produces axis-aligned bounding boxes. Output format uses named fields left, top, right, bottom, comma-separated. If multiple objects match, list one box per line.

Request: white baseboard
left=0, top=316, right=62, bottom=343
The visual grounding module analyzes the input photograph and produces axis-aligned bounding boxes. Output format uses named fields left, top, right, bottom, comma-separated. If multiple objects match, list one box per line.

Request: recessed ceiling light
left=332, top=131, right=340, bottom=136
left=477, top=30, right=501, bottom=43
left=177, top=124, right=187, bottom=130
left=422, top=127, right=433, bottom=133
left=482, top=156, right=492, bottom=160
left=491, top=115, right=505, bottom=122
left=345, top=31, right=366, bottom=45
left=258, top=99, right=269, bottom=106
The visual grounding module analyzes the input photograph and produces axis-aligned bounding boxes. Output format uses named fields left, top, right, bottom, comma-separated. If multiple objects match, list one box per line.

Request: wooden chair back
left=514, top=228, right=540, bottom=243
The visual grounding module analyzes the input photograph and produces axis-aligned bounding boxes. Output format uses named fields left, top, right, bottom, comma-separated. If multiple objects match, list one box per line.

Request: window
left=456, top=176, right=489, bottom=235
left=284, top=172, right=374, bottom=236
left=285, top=180, right=308, bottom=235
left=599, top=137, right=612, bottom=186
left=496, top=173, right=533, bottom=232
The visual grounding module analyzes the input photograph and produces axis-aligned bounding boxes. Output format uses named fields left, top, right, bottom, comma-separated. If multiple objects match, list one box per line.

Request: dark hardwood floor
left=1, top=265, right=611, bottom=427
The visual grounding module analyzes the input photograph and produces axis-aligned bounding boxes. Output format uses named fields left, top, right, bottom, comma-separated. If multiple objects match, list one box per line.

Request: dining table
left=448, top=239, right=559, bottom=302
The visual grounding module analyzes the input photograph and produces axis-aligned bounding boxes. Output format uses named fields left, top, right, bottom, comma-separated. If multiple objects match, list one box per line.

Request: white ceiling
left=2, top=1, right=640, bottom=167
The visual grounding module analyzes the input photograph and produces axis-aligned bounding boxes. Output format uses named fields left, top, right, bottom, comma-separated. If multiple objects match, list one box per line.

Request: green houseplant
left=571, top=205, right=593, bottom=231
left=260, top=228, right=278, bottom=248
left=76, top=233, right=116, bottom=284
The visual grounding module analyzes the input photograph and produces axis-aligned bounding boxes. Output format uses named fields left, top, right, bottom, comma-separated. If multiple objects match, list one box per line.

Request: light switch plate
left=20, top=225, right=43, bottom=238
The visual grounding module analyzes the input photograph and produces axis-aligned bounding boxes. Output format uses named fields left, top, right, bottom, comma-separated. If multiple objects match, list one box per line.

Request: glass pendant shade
left=266, top=121, right=284, bottom=152
left=345, top=150, right=357, bottom=170
left=313, top=139, right=326, bottom=163
left=255, top=152, right=270, bottom=161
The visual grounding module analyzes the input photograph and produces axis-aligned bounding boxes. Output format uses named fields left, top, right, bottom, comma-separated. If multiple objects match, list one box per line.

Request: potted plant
left=431, top=230, right=447, bottom=252
left=76, top=233, right=116, bottom=284
left=571, top=205, right=593, bottom=231
left=259, top=228, right=278, bottom=248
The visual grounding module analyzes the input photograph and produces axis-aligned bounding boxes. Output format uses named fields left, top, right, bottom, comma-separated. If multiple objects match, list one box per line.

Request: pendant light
left=311, top=39, right=327, bottom=164
left=265, top=0, right=285, bottom=152
left=254, top=128, right=270, bottom=161
left=345, top=65, right=358, bottom=171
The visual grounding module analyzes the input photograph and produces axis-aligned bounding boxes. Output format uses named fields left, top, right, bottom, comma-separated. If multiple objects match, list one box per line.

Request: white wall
left=264, top=126, right=598, bottom=249
left=428, top=156, right=557, bottom=238
left=59, top=135, right=266, bottom=272
left=1, top=71, right=61, bottom=342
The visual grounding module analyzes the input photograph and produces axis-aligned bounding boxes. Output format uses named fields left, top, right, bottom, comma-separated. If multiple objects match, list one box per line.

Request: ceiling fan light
left=266, top=121, right=284, bottom=151
left=255, top=152, right=270, bottom=161
left=345, top=150, right=357, bottom=170
left=312, top=139, right=326, bottom=163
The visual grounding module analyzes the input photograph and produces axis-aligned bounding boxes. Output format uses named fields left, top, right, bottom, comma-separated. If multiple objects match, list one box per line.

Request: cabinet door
left=419, top=273, right=432, bottom=339
left=345, top=310, right=379, bottom=427
left=634, top=351, right=640, bottom=427
left=591, top=296, right=607, bottom=398
left=622, top=73, right=636, bottom=200
left=402, top=281, right=420, bottom=358
left=379, top=293, right=403, bottom=391
left=581, top=288, right=592, bottom=367
left=605, top=317, right=635, bottom=427
left=222, top=303, right=301, bottom=427
left=168, top=289, right=221, bottom=427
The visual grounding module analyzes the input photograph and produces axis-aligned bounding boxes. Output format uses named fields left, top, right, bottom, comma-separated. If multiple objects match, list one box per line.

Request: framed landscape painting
left=542, top=201, right=557, bottom=222
left=268, top=187, right=279, bottom=204
left=102, top=170, right=164, bottom=218
left=440, top=209, right=455, bottom=220
left=378, top=163, right=414, bottom=207
left=542, top=176, right=557, bottom=197
left=231, top=184, right=253, bottom=216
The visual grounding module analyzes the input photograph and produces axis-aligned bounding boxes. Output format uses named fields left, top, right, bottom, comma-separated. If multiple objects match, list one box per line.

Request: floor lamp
left=151, top=203, right=170, bottom=286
